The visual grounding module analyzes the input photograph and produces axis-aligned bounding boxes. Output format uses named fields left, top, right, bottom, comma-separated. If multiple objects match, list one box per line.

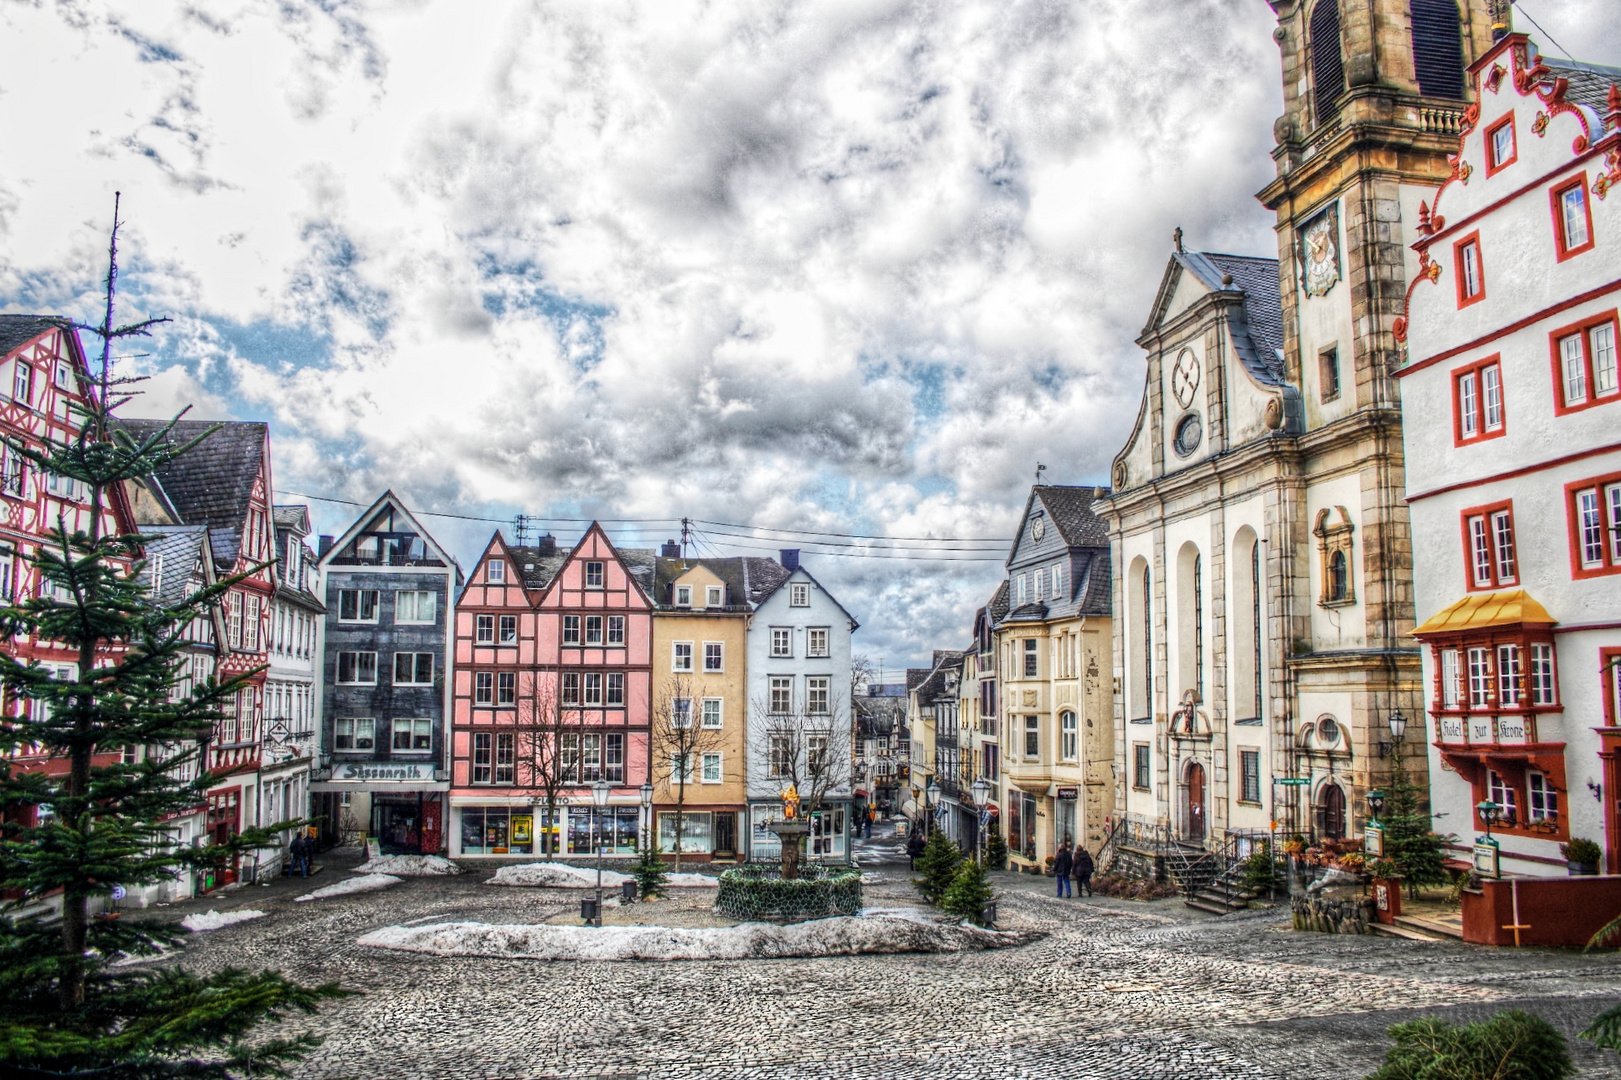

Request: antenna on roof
left=681, top=517, right=691, bottom=560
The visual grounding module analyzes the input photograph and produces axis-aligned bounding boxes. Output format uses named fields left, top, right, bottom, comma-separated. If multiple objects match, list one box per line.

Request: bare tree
left=515, top=674, right=572, bottom=861
left=649, top=675, right=728, bottom=870
left=750, top=687, right=853, bottom=876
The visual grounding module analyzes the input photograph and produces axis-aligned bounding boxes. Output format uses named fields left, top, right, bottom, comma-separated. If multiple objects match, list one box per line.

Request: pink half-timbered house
left=450, top=525, right=654, bottom=858
left=121, top=419, right=279, bottom=884
left=0, top=317, right=141, bottom=824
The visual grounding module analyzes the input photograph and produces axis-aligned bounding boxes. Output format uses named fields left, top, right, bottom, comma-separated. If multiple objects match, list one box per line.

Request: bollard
left=621, top=879, right=637, bottom=903
left=580, top=898, right=599, bottom=924
left=981, top=901, right=997, bottom=928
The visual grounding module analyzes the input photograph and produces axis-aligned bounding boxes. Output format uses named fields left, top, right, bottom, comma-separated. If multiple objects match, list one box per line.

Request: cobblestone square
left=149, top=848, right=1621, bottom=1079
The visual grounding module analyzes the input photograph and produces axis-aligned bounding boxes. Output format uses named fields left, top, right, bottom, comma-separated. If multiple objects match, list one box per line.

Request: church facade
left=1100, top=0, right=1499, bottom=851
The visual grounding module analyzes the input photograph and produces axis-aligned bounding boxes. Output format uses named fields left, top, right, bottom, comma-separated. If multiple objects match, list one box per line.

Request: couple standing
left=1053, top=838, right=1093, bottom=897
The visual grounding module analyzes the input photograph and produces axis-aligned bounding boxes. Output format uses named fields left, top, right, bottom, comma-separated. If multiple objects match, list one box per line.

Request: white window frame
left=1060, top=710, right=1078, bottom=761
left=499, top=614, right=518, bottom=643
left=770, top=627, right=792, bottom=658
left=562, top=615, right=580, bottom=644
left=585, top=561, right=605, bottom=588
left=706, top=586, right=722, bottom=607
left=607, top=615, right=625, bottom=645
left=475, top=671, right=494, bottom=705
left=337, top=651, right=377, bottom=685
left=1527, top=770, right=1558, bottom=822
left=487, top=559, right=505, bottom=583
left=393, top=652, right=434, bottom=686
left=476, top=614, right=495, bottom=643
left=701, top=751, right=723, bottom=783
left=391, top=717, right=433, bottom=753
left=338, top=589, right=379, bottom=623
left=1440, top=648, right=1460, bottom=708
left=1561, top=183, right=1590, bottom=252
left=1530, top=643, right=1556, bottom=705
left=701, top=698, right=723, bottom=728
left=335, top=716, right=374, bottom=751
left=1466, top=647, right=1490, bottom=709
left=675, top=585, right=692, bottom=607
left=672, top=641, right=694, bottom=673
left=769, top=676, right=793, bottom=715
left=703, top=641, right=723, bottom=672
left=789, top=582, right=809, bottom=607
left=806, top=627, right=829, bottom=658
left=806, top=676, right=830, bottom=715
left=497, top=671, right=518, bottom=706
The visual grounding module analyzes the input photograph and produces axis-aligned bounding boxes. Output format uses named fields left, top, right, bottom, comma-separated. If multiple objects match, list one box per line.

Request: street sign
left=1474, top=837, right=1500, bottom=878
left=1364, top=821, right=1384, bottom=856
left=1276, top=778, right=1311, bottom=786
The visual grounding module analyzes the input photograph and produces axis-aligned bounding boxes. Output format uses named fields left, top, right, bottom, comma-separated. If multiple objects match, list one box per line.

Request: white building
left=1397, top=33, right=1621, bottom=876
left=744, top=551, right=858, bottom=863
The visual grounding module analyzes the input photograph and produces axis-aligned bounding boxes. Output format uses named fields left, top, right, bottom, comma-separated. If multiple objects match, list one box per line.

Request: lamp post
left=971, top=777, right=990, bottom=864
left=1366, top=789, right=1386, bottom=823
left=1477, top=799, right=1501, bottom=841
left=591, top=779, right=611, bottom=927
left=1380, top=709, right=1408, bottom=758
left=925, top=777, right=940, bottom=838
left=639, top=781, right=654, bottom=853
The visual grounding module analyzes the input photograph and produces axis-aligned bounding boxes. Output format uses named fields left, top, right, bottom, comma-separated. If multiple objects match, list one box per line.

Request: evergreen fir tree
left=913, top=831, right=963, bottom=905
left=631, top=841, right=669, bottom=900
left=939, top=859, right=996, bottom=927
left=983, top=826, right=1008, bottom=871
left=1381, top=751, right=1448, bottom=899
left=0, top=197, right=347, bottom=1078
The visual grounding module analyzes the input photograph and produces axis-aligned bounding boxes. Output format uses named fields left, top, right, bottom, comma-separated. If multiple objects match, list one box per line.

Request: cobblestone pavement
left=149, top=854, right=1621, bottom=1079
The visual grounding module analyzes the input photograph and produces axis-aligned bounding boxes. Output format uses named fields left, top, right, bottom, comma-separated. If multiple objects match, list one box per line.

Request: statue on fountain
left=767, top=784, right=811, bottom=880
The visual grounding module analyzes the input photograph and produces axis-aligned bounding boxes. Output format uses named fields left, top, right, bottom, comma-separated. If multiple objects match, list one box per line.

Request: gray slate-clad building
left=313, top=491, right=462, bottom=854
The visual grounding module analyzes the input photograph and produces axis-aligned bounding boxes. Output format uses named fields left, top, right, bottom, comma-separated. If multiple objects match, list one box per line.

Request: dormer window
left=706, top=586, right=722, bottom=607
left=487, top=559, right=505, bottom=583
left=675, top=585, right=692, bottom=607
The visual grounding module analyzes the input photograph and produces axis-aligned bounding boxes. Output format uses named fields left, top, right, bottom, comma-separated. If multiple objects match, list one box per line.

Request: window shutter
left=1310, top=0, right=1345, bottom=120
left=1410, top=0, right=1465, bottom=100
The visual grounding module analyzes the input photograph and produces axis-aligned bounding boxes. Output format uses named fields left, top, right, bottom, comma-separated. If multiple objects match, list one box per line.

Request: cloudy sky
left=1, top=0, right=1615, bottom=672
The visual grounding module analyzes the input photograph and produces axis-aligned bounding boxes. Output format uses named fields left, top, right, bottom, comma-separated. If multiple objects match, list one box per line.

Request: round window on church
left=1173, top=412, right=1203, bottom=457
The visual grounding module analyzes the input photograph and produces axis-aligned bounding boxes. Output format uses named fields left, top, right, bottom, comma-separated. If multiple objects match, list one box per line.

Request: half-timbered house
left=449, top=525, right=655, bottom=859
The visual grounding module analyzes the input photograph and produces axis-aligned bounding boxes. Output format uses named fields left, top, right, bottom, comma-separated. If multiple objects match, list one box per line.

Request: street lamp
left=1476, top=799, right=1501, bottom=840
left=1380, top=709, right=1409, bottom=758
left=925, top=777, right=940, bottom=836
left=1366, top=789, right=1386, bottom=823
left=639, top=781, right=654, bottom=852
left=591, top=779, right=611, bottom=927
left=971, top=777, right=991, bottom=863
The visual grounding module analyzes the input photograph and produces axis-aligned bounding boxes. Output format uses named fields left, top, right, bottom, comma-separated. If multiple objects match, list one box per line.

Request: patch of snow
left=358, top=914, right=1039, bottom=962
left=663, top=872, right=718, bottom=887
left=353, top=854, right=463, bottom=877
left=182, top=909, right=266, bottom=932
left=486, top=862, right=718, bottom=889
left=295, top=873, right=401, bottom=902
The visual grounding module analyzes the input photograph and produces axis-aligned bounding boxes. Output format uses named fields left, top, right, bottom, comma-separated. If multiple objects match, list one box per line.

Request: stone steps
left=1369, top=920, right=1446, bottom=942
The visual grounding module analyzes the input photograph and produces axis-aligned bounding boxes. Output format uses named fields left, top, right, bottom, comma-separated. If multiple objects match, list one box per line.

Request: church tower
left=1257, top=0, right=1498, bottom=824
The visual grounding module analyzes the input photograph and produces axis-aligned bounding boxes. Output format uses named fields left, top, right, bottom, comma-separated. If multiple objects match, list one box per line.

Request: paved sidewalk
left=147, top=856, right=1621, bottom=1079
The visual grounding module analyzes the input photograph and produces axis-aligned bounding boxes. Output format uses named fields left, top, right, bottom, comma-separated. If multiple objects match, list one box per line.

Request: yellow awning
left=1411, top=589, right=1556, bottom=637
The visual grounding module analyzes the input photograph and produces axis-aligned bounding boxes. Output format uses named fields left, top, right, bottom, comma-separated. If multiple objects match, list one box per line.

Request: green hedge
left=715, top=866, right=863, bottom=923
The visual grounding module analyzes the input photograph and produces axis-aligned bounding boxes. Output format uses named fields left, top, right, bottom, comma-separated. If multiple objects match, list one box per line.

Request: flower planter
left=1371, top=878, right=1402, bottom=924
left=1569, top=861, right=1599, bottom=877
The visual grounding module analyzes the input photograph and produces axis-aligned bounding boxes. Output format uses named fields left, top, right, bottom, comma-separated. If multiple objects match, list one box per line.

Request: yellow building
left=649, top=556, right=752, bottom=862
left=994, top=487, right=1115, bottom=869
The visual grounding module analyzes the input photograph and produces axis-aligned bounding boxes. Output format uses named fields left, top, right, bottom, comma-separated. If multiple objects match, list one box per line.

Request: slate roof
left=1075, top=546, right=1111, bottom=617
left=1169, top=251, right=1286, bottom=388
left=140, top=525, right=211, bottom=608
left=650, top=555, right=792, bottom=611
left=116, top=420, right=267, bottom=567
left=1032, top=486, right=1109, bottom=548
left=0, top=315, right=71, bottom=358
left=986, top=579, right=1010, bottom=623
left=916, top=651, right=964, bottom=701
left=1544, top=59, right=1621, bottom=133
left=272, top=523, right=326, bottom=613
left=905, top=668, right=931, bottom=692
left=503, top=539, right=658, bottom=597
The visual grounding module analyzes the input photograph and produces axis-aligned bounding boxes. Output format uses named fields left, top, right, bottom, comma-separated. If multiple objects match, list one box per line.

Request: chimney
left=536, top=534, right=558, bottom=556
left=660, top=539, right=681, bottom=558
left=318, top=535, right=334, bottom=556
left=780, top=549, right=799, bottom=572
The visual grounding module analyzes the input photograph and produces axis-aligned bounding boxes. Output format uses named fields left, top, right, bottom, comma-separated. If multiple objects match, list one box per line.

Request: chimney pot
left=318, top=535, right=334, bottom=556
left=780, top=548, right=800, bottom=572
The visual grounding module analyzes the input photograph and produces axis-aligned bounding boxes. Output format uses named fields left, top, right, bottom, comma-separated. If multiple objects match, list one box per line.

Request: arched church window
left=1328, top=549, right=1348, bottom=602
left=1310, top=0, right=1346, bottom=121
left=1410, top=0, right=1465, bottom=100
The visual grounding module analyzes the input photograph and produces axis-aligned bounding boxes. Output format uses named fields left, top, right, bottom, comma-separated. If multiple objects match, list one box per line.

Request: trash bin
left=621, top=879, right=637, bottom=903
left=580, top=898, right=599, bottom=923
left=981, top=901, right=997, bottom=928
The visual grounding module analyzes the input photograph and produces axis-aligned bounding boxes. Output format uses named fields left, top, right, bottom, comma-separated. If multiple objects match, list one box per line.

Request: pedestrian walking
left=864, top=807, right=874, bottom=839
left=1053, top=838, right=1073, bottom=898
left=1073, top=843, right=1095, bottom=897
left=906, top=829, right=926, bottom=870
left=290, top=831, right=313, bottom=877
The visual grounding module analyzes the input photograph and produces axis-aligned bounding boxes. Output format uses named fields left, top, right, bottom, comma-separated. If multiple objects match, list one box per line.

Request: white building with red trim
left=1396, top=33, right=1621, bottom=876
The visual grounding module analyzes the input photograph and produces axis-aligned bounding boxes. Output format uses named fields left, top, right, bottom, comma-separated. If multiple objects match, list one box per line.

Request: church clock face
left=1300, top=205, right=1342, bottom=298
left=1171, top=350, right=1200, bottom=409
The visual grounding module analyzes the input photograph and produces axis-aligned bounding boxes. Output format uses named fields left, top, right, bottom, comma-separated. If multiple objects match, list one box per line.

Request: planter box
left=1570, top=862, right=1599, bottom=877
left=1461, top=875, right=1621, bottom=946
left=1371, top=878, right=1402, bottom=924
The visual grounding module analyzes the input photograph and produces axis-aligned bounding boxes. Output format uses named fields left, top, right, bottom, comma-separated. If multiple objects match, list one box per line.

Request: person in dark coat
left=1053, top=839, right=1074, bottom=898
left=290, top=831, right=313, bottom=877
left=1073, top=843, right=1095, bottom=897
left=906, top=829, right=926, bottom=870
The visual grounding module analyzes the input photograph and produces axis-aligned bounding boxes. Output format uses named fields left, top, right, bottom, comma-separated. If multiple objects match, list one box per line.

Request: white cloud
left=1, top=0, right=1615, bottom=663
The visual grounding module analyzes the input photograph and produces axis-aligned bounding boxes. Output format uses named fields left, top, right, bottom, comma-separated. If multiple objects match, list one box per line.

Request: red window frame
left=1453, top=231, right=1485, bottom=308
left=1566, top=469, right=1621, bottom=579
left=1451, top=354, right=1506, bottom=445
left=1602, top=647, right=1621, bottom=727
left=1550, top=174, right=1595, bottom=262
left=1485, top=113, right=1517, bottom=176
left=1549, top=310, right=1621, bottom=416
left=1459, top=499, right=1518, bottom=591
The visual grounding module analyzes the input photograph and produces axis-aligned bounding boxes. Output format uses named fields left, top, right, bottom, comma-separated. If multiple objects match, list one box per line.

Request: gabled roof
left=1143, top=251, right=1286, bottom=387
left=273, top=504, right=311, bottom=535
left=0, top=315, right=71, bottom=358
left=1543, top=59, right=1621, bottom=133
left=141, top=525, right=213, bottom=608
left=115, top=420, right=268, bottom=566
left=751, top=562, right=860, bottom=631
left=505, top=543, right=571, bottom=591
left=1032, top=486, right=1109, bottom=548
left=986, top=579, right=1010, bottom=623
left=651, top=556, right=790, bottom=611
left=317, top=489, right=464, bottom=584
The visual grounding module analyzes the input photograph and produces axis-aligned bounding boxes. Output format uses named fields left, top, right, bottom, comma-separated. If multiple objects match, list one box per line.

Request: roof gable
left=316, top=489, right=463, bottom=583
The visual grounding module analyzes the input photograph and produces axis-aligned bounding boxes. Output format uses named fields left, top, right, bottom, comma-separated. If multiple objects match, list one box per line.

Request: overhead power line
left=692, top=518, right=1011, bottom=544
left=690, top=528, right=1004, bottom=563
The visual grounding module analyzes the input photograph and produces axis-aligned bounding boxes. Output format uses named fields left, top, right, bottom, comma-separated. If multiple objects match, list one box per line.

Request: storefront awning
left=1412, top=589, right=1556, bottom=638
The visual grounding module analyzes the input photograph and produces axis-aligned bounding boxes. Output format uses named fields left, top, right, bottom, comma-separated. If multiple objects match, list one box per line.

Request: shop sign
left=1496, top=716, right=1527, bottom=744
left=1439, top=717, right=1466, bottom=743
left=1055, top=787, right=1079, bottom=799
left=1469, top=718, right=1493, bottom=744
left=334, top=763, right=435, bottom=782
left=512, top=815, right=533, bottom=844
left=1364, top=821, right=1384, bottom=856
left=1473, top=837, right=1500, bottom=878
